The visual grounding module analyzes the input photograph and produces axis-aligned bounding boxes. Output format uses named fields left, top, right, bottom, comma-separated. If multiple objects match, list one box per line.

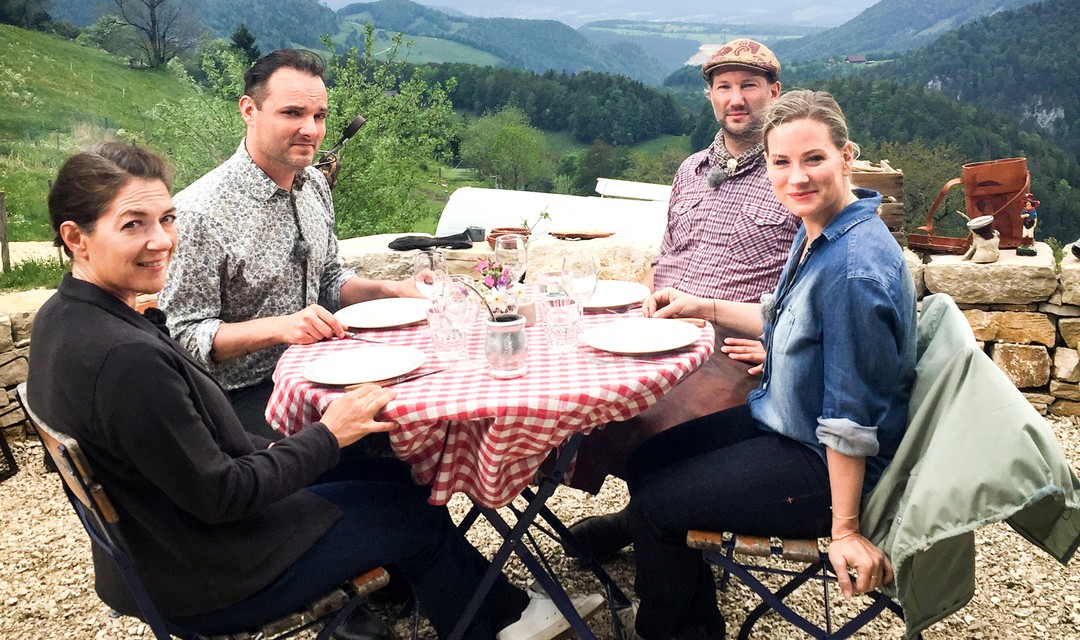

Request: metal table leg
left=447, top=432, right=631, bottom=640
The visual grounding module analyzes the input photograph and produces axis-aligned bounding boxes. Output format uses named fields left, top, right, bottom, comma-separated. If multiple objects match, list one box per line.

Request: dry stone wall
left=2, top=237, right=1079, bottom=422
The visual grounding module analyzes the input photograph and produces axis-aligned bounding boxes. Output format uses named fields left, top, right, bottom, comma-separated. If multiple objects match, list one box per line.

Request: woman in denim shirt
left=620, top=90, right=918, bottom=640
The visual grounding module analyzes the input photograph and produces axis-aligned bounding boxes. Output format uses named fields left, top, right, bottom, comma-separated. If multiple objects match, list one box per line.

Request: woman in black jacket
left=27, top=143, right=596, bottom=640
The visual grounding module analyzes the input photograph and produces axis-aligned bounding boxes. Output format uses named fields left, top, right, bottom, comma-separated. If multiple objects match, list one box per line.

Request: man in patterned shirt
left=160, top=49, right=421, bottom=443
left=568, top=39, right=799, bottom=562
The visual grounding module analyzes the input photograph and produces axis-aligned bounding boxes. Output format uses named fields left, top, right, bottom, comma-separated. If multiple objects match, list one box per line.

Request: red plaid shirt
left=652, top=149, right=798, bottom=302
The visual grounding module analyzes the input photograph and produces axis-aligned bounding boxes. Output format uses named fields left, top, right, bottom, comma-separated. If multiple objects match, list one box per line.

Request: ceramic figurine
left=1017, top=193, right=1039, bottom=257
left=962, top=215, right=1000, bottom=263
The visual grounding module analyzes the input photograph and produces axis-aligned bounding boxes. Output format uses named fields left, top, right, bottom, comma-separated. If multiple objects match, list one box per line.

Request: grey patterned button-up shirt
left=159, top=142, right=355, bottom=390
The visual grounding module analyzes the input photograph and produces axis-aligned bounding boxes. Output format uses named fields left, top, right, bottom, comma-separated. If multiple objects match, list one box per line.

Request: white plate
left=582, top=318, right=701, bottom=354
left=303, top=345, right=425, bottom=386
left=583, top=280, right=651, bottom=310
left=335, top=298, right=430, bottom=329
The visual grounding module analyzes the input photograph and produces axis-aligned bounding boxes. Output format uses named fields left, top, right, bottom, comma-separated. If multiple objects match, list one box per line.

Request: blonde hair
left=762, top=90, right=860, bottom=159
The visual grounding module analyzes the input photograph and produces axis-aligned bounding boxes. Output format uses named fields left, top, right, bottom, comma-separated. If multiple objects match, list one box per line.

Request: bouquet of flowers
left=475, top=258, right=524, bottom=314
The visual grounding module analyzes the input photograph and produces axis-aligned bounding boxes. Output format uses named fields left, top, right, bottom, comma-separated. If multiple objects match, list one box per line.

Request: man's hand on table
left=720, top=337, right=766, bottom=376
left=277, top=304, right=346, bottom=344
left=321, top=384, right=399, bottom=448
left=642, top=287, right=709, bottom=320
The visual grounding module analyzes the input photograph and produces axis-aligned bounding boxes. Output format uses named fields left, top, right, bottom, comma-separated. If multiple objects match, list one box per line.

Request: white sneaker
left=496, top=591, right=605, bottom=640
left=616, top=602, right=646, bottom=640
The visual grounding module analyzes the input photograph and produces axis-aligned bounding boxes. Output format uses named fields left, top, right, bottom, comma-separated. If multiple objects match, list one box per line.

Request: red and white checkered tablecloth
left=267, top=309, right=714, bottom=508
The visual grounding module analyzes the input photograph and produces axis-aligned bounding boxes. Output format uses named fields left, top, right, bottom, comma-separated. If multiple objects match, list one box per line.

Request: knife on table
left=344, top=367, right=448, bottom=390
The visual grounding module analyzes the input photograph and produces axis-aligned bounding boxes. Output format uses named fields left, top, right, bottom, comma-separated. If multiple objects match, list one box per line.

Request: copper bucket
left=908, top=158, right=1030, bottom=253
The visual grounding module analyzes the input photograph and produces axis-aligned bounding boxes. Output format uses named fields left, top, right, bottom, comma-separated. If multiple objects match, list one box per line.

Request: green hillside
left=876, top=0, right=1080, bottom=161
left=338, top=0, right=670, bottom=84
left=336, top=16, right=502, bottom=66
left=771, top=0, right=1043, bottom=62
left=0, top=25, right=198, bottom=241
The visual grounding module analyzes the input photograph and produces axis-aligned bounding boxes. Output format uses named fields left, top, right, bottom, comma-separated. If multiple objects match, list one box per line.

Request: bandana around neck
left=707, top=129, right=764, bottom=188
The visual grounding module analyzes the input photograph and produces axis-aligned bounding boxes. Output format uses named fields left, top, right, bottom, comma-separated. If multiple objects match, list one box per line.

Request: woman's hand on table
left=321, top=384, right=399, bottom=448
left=828, top=531, right=894, bottom=599
left=720, top=337, right=766, bottom=375
left=278, top=304, right=345, bottom=344
left=642, top=287, right=709, bottom=320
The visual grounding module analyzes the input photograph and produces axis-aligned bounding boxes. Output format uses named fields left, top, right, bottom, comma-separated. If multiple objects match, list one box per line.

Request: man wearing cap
left=567, top=39, right=798, bottom=561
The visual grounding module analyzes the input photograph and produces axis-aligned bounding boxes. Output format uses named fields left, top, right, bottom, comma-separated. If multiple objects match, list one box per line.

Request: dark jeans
left=172, top=457, right=528, bottom=639
left=626, top=405, right=832, bottom=640
left=226, top=379, right=282, bottom=441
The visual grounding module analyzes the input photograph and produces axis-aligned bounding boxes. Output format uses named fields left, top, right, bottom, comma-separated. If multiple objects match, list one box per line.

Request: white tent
left=434, top=186, right=668, bottom=243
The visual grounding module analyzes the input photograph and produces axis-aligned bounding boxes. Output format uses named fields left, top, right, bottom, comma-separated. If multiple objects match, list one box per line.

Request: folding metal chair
left=685, top=530, right=912, bottom=640
left=15, top=383, right=390, bottom=640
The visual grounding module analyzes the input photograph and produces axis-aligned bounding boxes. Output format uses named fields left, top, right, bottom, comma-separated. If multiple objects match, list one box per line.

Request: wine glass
left=413, top=250, right=448, bottom=300
left=494, top=234, right=528, bottom=284
left=562, top=255, right=598, bottom=305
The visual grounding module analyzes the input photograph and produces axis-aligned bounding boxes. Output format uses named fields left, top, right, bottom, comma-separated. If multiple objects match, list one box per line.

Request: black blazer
left=27, top=274, right=342, bottom=617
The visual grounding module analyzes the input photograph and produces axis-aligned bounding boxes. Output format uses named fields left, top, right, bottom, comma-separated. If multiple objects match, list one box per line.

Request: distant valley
left=321, top=0, right=878, bottom=28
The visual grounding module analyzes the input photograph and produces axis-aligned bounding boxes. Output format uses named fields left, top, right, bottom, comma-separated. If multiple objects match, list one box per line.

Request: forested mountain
left=876, top=0, right=1080, bottom=161
left=771, top=0, right=1044, bottom=62
left=49, top=0, right=341, bottom=49
left=422, top=64, right=689, bottom=146
left=816, top=75, right=1080, bottom=242
left=338, top=0, right=668, bottom=83
left=194, top=0, right=340, bottom=49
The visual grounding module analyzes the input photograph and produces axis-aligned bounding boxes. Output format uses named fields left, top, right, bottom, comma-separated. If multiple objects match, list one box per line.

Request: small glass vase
left=484, top=313, right=528, bottom=379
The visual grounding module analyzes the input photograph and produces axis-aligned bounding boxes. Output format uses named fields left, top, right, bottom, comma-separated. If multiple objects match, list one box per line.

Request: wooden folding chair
left=15, top=383, right=390, bottom=640
left=685, top=530, right=911, bottom=640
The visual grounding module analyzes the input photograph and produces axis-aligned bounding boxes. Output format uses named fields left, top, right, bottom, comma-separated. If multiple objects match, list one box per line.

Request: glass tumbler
left=484, top=313, right=528, bottom=379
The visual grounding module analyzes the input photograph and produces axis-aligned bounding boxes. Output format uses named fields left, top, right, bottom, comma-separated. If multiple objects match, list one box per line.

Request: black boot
left=564, top=507, right=632, bottom=563
left=331, top=604, right=396, bottom=640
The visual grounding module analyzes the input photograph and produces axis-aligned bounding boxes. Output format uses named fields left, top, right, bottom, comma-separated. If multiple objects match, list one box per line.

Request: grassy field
left=632, top=134, right=693, bottom=155
left=336, top=19, right=503, bottom=67
left=0, top=25, right=199, bottom=242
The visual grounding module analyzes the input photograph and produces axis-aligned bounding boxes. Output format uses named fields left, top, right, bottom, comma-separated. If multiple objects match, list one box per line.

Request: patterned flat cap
left=702, top=38, right=781, bottom=82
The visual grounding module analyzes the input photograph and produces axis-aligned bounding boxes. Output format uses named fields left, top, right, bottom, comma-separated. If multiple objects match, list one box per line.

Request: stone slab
left=988, top=343, right=1051, bottom=389
left=1050, top=380, right=1080, bottom=401
left=1060, top=318, right=1080, bottom=349
left=962, top=310, right=1055, bottom=346
left=339, top=232, right=660, bottom=286
left=1061, top=244, right=1080, bottom=306
left=923, top=243, right=1057, bottom=304
left=904, top=249, right=925, bottom=298
left=1053, top=347, right=1080, bottom=383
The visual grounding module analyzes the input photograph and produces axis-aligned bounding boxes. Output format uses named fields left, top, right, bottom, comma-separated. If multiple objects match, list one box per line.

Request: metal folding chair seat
left=685, top=530, right=913, bottom=640
left=16, top=383, right=390, bottom=640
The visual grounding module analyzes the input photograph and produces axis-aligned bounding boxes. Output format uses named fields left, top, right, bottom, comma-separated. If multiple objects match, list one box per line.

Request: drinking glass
left=413, top=250, right=448, bottom=300
left=535, top=270, right=579, bottom=352
left=426, top=306, right=467, bottom=363
left=494, top=234, right=528, bottom=284
left=563, top=254, right=598, bottom=305
left=484, top=313, right=528, bottom=378
left=540, top=295, right=580, bottom=352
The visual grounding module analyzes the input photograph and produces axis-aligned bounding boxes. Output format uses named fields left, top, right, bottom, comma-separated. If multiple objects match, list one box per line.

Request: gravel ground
left=3, top=418, right=1080, bottom=640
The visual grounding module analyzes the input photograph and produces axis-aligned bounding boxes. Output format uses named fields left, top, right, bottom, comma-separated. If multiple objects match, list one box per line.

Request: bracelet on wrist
left=831, top=529, right=860, bottom=542
left=832, top=513, right=859, bottom=521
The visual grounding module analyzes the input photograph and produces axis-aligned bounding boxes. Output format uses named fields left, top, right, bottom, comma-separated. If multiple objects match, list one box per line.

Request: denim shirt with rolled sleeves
left=747, top=190, right=917, bottom=492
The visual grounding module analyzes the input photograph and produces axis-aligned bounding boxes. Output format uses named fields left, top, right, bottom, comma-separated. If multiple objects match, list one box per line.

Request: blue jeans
left=626, top=405, right=832, bottom=639
left=172, top=457, right=528, bottom=639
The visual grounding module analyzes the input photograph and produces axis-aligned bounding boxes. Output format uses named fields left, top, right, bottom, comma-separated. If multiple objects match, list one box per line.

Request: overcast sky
left=323, top=0, right=880, bottom=28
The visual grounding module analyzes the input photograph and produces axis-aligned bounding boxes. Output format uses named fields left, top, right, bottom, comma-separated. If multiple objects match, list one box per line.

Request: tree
left=458, top=106, right=554, bottom=191
left=0, top=0, right=51, bottom=29
left=230, top=22, right=260, bottom=65
left=322, top=28, right=457, bottom=237
left=75, top=14, right=142, bottom=59
left=111, top=0, right=202, bottom=67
